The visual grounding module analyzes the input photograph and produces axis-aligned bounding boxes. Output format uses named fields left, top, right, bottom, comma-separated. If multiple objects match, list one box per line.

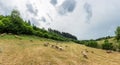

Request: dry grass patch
left=0, top=36, right=120, bottom=65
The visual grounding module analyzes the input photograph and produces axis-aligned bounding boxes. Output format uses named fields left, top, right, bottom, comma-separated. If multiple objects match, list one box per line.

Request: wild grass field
left=0, top=35, right=120, bottom=65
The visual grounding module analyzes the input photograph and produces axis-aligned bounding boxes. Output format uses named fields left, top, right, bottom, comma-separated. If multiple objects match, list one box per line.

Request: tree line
left=75, top=26, right=120, bottom=52
left=48, top=28, right=77, bottom=40
left=0, top=9, right=77, bottom=41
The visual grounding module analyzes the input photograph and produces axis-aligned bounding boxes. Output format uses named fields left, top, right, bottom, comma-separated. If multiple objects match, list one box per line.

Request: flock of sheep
left=0, top=33, right=114, bottom=59
left=43, top=43, right=66, bottom=51
left=0, top=33, right=6, bottom=37
left=43, top=42, right=91, bottom=59
left=0, top=33, right=22, bottom=40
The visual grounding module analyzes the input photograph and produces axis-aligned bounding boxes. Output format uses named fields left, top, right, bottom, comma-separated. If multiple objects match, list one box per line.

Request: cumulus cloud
left=50, top=0, right=57, bottom=6
left=26, top=3, right=38, bottom=16
left=84, top=2, right=92, bottom=23
left=57, top=0, right=76, bottom=15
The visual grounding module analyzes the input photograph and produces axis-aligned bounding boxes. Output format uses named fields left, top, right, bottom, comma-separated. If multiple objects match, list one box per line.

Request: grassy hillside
left=0, top=34, right=120, bottom=65
left=97, top=37, right=120, bottom=51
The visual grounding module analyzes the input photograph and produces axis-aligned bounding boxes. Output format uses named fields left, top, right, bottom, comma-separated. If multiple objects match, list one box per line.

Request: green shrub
left=102, top=40, right=113, bottom=50
left=118, top=42, right=120, bottom=52
left=85, top=40, right=98, bottom=48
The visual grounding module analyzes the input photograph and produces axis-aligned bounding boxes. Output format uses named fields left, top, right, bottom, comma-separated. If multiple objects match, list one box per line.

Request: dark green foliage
left=118, top=42, right=120, bottom=52
left=114, top=26, right=120, bottom=51
left=74, top=40, right=99, bottom=48
left=74, top=40, right=86, bottom=44
left=102, top=40, right=113, bottom=50
left=28, top=20, right=31, bottom=26
left=0, top=20, right=5, bottom=33
left=62, top=32, right=77, bottom=40
left=0, top=15, right=4, bottom=20
left=84, top=40, right=98, bottom=48
left=115, top=26, right=120, bottom=41
left=48, top=28, right=77, bottom=40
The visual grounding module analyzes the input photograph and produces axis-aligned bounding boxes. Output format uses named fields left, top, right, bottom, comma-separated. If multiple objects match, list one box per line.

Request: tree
left=10, top=10, right=26, bottom=34
left=115, top=26, right=120, bottom=41
left=0, top=20, right=5, bottom=33
left=48, top=28, right=77, bottom=40
left=0, top=15, right=4, bottom=20
left=1, top=18, right=12, bottom=33
left=11, top=9, right=20, bottom=18
left=28, top=20, right=31, bottom=25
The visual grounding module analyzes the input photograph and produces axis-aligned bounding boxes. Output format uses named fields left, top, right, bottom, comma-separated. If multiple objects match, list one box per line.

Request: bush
left=102, top=40, right=113, bottom=50
left=118, top=42, right=120, bottom=52
left=85, top=40, right=98, bottom=48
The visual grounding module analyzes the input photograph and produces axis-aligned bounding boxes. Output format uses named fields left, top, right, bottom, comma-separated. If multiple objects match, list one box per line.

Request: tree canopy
left=115, top=26, right=120, bottom=41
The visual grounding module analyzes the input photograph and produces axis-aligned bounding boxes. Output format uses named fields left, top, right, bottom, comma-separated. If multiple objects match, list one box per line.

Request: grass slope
left=97, top=37, right=116, bottom=44
left=97, top=37, right=119, bottom=49
left=0, top=35, right=120, bottom=65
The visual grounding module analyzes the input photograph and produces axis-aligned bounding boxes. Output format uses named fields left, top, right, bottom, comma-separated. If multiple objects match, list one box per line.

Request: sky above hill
left=0, top=0, right=120, bottom=40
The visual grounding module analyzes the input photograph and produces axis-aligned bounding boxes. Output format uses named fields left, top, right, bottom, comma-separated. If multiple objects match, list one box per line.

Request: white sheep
left=81, top=51, right=88, bottom=59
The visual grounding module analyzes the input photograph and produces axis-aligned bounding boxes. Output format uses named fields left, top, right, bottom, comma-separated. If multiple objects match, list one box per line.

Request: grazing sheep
left=50, top=44, right=63, bottom=50
left=0, top=33, right=6, bottom=37
left=8, top=33, right=12, bottom=35
left=55, top=45, right=59, bottom=49
left=54, top=45, right=64, bottom=51
left=59, top=46, right=64, bottom=51
left=81, top=51, right=88, bottom=59
left=15, top=35, right=19, bottom=38
left=44, top=43, right=49, bottom=47
left=14, top=35, right=22, bottom=40
left=106, top=50, right=112, bottom=53
left=51, top=45, right=55, bottom=48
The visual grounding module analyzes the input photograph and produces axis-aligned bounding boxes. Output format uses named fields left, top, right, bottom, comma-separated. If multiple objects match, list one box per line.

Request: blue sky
left=0, top=0, right=120, bottom=40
